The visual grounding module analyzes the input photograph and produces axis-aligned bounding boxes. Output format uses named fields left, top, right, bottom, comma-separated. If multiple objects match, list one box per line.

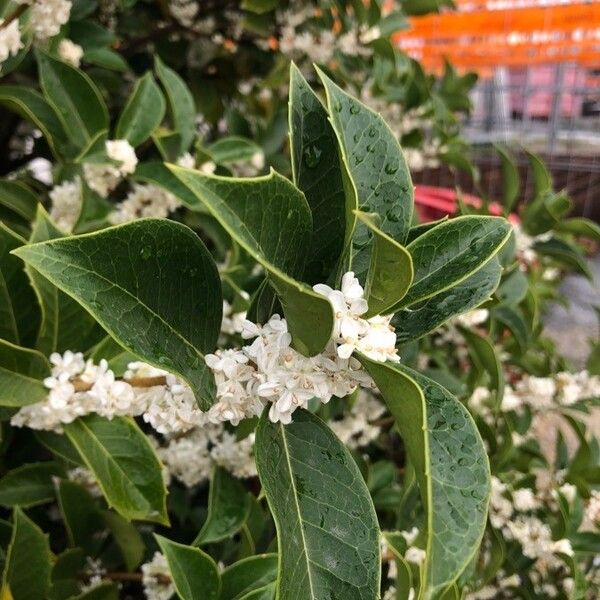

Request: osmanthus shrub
left=0, top=63, right=513, bottom=598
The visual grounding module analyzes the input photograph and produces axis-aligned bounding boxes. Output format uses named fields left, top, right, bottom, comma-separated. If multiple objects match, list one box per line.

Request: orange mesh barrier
left=394, top=2, right=600, bottom=74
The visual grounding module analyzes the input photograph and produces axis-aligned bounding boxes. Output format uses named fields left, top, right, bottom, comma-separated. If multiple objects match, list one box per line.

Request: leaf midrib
left=18, top=247, right=205, bottom=364
left=279, top=422, right=317, bottom=599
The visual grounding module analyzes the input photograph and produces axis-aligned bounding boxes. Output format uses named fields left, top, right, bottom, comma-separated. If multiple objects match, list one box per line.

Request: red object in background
left=414, top=185, right=518, bottom=223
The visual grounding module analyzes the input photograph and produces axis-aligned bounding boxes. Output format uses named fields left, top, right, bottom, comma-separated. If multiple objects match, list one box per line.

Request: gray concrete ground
left=544, top=254, right=600, bottom=369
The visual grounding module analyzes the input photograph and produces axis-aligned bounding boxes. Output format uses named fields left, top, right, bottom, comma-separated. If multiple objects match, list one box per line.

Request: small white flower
left=58, top=39, right=83, bottom=67
left=0, top=19, right=23, bottom=66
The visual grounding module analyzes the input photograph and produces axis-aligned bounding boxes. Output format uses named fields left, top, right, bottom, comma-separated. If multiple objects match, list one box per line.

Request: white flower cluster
left=49, top=177, right=82, bottom=232
left=586, top=490, right=600, bottom=527
left=108, top=183, right=181, bottom=225
left=141, top=552, right=174, bottom=600
left=220, top=300, right=247, bottom=337
left=329, top=390, right=386, bottom=449
left=0, top=20, right=23, bottom=68
left=277, top=6, right=371, bottom=65
left=471, top=371, right=600, bottom=422
left=16, top=0, right=72, bottom=40
left=153, top=425, right=256, bottom=488
left=207, top=271, right=398, bottom=424
left=83, top=139, right=138, bottom=197
left=169, top=0, right=198, bottom=27
left=489, top=476, right=573, bottom=567
left=58, top=38, right=83, bottom=67
left=513, top=223, right=552, bottom=266
left=12, top=273, right=396, bottom=432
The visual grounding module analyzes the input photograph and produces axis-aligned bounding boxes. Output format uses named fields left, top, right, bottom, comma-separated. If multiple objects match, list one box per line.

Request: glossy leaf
left=0, top=181, right=38, bottom=222
left=2, top=507, right=52, bottom=600
left=170, top=167, right=334, bottom=356
left=289, top=63, right=349, bottom=283
left=461, top=328, right=505, bottom=402
left=0, top=339, right=48, bottom=410
left=393, top=258, right=501, bottom=343
left=358, top=359, right=490, bottom=596
left=355, top=211, right=413, bottom=316
left=64, top=415, right=168, bottom=524
left=26, top=205, right=102, bottom=355
left=37, top=51, right=108, bottom=150
left=0, top=463, right=63, bottom=508
left=134, top=161, right=200, bottom=208
left=494, top=145, right=520, bottom=214
left=318, top=67, right=413, bottom=277
left=398, top=216, right=511, bottom=308
left=13, top=219, right=222, bottom=407
left=0, top=224, right=39, bottom=347
left=220, top=554, right=278, bottom=600
left=255, top=409, right=381, bottom=600
left=534, top=237, right=593, bottom=280
left=57, top=480, right=105, bottom=555
left=155, top=535, right=221, bottom=600
left=155, top=56, right=196, bottom=154
left=0, top=85, right=71, bottom=157
left=194, top=467, right=251, bottom=545
left=207, top=136, right=262, bottom=164
left=115, top=73, right=166, bottom=146
left=556, top=217, right=600, bottom=242
left=102, top=510, right=145, bottom=571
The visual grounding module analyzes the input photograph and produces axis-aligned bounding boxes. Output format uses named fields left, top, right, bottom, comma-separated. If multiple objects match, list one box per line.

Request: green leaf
left=115, top=73, right=166, bottom=147
left=534, top=237, right=593, bottom=280
left=84, top=48, right=130, bottom=72
left=57, top=480, right=105, bottom=555
left=0, top=85, right=71, bottom=158
left=241, top=0, right=279, bottom=14
left=0, top=339, right=50, bottom=407
left=358, top=360, right=490, bottom=596
left=133, top=161, right=201, bottom=208
left=155, top=535, right=221, bottom=600
left=154, top=56, right=196, bottom=154
left=289, top=63, right=349, bottom=284
left=494, top=145, right=520, bottom=214
left=317, top=67, right=413, bottom=276
left=206, top=136, right=262, bottom=164
left=37, top=51, right=108, bottom=151
left=355, top=211, right=413, bottom=316
left=460, top=328, right=504, bottom=402
left=556, top=217, right=600, bottom=242
left=393, top=258, right=501, bottom=343
left=26, top=205, right=102, bottom=355
left=64, top=415, right=168, bottom=524
left=239, top=585, right=276, bottom=600
left=495, top=268, right=528, bottom=307
left=522, top=190, right=571, bottom=235
left=0, top=463, right=63, bottom=508
left=170, top=167, right=334, bottom=356
left=13, top=219, right=222, bottom=407
left=102, top=510, right=145, bottom=571
left=0, top=181, right=38, bottom=222
left=194, top=467, right=251, bottom=545
left=0, top=224, right=40, bottom=347
left=398, top=216, right=511, bottom=308
left=220, top=555, right=278, bottom=600
left=72, top=583, right=119, bottom=600
left=2, top=508, right=52, bottom=600
left=406, top=216, right=449, bottom=244
left=34, top=431, right=84, bottom=466
left=494, top=306, right=528, bottom=352
left=87, top=335, right=136, bottom=376
left=255, top=409, right=381, bottom=600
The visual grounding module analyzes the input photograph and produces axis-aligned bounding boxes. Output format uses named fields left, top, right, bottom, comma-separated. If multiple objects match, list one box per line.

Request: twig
left=72, top=375, right=167, bottom=393
left=0, top=4, right=28, bottom=29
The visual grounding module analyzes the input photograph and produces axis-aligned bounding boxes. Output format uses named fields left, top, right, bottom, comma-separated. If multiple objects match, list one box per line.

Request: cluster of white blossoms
left=381, top=527, right=424, bottom=600
left=152, top=425, right=256, bottom=488
left=206, top=272, right=397, bottom=424
left=141, top=552, right=174, bottom=600
left=169, top=0, right=199, bottom=27
left=83, top=139, right=138, bottom=197
left=329, top=390, right=386, bottom=449
left=470, top=370, right=600, bottom=423
left=57, top=38, right=83, bottom=67
left=490, top=476, right=573, bottom=563
left=0, top=19, right=23, bottom=68
left=12, top=273, right=396, bottom=433
left=49, top=177, right=82, bottom=232
left=513, top=223, right=552, bottom=266
left=586, top=490, right=600, bottom=527
left=108, top=183, right=181, bottom=225
left=16, top=0, right=72, bottom=40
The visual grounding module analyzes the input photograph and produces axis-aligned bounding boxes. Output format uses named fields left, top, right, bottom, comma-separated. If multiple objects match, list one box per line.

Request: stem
left=71, top=375, right=167, bottom=393
left=0, top=4, right=28, bottom=29
left=103, top=571, right=171, bottom=584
